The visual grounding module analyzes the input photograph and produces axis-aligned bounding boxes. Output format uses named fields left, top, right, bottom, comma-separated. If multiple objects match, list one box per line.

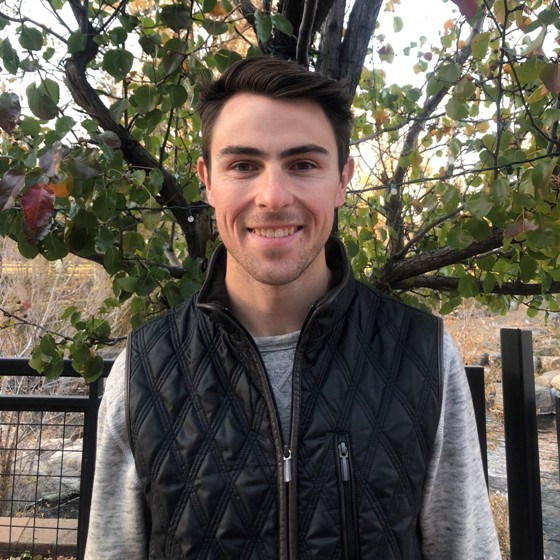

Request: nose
left=254, top=166, right=294, bottom=210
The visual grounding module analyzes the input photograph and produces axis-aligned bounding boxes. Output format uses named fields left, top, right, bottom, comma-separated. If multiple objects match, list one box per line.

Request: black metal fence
left=0, top=328, right=558, bottom=559
left=0, top=358, right=112, bottom=560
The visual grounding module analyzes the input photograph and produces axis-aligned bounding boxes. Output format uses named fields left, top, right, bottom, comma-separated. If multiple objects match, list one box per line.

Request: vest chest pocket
left=336, top=433, right=359, bottom=560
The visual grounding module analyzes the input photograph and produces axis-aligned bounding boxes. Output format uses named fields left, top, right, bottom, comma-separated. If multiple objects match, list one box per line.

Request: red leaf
left=21, top=183, right=55, bottom=245
left=450, top=0, right=478, bottom=20
left=0, top=92, right=21, bottom=134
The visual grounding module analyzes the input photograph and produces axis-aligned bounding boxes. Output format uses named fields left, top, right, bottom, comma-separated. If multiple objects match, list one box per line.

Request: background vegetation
left=0, top=0, right=560, bottom=378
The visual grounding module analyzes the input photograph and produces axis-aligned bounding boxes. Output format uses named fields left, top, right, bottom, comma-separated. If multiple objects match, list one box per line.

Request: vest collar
left=196, top=237, right=356, bottom=344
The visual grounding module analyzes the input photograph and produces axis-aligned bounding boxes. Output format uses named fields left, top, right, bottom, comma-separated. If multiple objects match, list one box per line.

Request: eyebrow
left=217, top=144, right=330, bottom=160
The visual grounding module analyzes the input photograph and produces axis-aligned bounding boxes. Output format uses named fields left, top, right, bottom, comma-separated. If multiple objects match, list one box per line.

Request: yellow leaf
left=50, top=174, right=73, bottom=198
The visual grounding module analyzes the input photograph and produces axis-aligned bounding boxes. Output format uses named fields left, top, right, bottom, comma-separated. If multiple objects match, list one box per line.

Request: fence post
left=500, top=328, right=543, bottom=560
left=465, top=366, right=488, bottom=486
left=555, top=392, right=560, bottom=483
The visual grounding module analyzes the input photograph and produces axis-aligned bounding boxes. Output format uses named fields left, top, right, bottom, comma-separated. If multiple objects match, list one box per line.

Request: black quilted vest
left=127, top=237, right=442, bottom=560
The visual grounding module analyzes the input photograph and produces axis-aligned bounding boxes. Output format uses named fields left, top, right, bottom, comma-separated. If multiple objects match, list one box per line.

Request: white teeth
left=252, top=227, right=297, bottom=238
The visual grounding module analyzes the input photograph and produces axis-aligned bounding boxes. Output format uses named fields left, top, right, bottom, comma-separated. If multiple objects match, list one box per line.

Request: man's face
left=197, top=93, right=354, bottom=289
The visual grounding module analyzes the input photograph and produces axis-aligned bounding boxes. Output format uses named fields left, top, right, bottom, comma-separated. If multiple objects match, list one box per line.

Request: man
left=85, top=56, right=500, bottom=559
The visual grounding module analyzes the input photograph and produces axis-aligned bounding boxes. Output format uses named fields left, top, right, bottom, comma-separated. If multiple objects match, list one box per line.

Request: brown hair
left=196, top=56, right=353, bottom=173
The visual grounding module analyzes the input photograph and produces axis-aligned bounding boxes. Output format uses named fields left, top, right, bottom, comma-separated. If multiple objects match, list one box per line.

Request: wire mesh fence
left=0, top=359, right=112, bottom=560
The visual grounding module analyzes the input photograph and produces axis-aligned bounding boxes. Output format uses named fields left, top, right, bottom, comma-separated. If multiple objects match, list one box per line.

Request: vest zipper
left=283, top=446, right=292, bottom=483
left=337, top=435, right=358, bottom=560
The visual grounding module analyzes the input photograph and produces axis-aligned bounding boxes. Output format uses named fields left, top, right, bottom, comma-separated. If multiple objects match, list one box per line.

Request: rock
left=535, top=370, right=560, bottom=387
left=534, top=385, right=555, bottom=415
left=552, top=375, right=560, bottom=393
left=540, top=356, right=560, bottom=371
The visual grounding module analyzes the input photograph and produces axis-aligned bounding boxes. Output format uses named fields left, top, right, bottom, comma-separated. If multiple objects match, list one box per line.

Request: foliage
left=0, top=0, right=559, bottom=378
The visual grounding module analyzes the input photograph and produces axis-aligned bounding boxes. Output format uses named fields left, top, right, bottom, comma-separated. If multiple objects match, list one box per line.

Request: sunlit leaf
left=470, top=31, right=490, bottom=60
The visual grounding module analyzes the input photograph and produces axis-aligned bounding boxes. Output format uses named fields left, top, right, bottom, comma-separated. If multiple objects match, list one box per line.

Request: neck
left=225, top=258, right=332, bottom=337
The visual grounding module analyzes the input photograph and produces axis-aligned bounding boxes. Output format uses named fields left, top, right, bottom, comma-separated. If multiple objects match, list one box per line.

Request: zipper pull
left=283, top=446, right=292, bottom=483
left=338, top=441, right=350, bottom=482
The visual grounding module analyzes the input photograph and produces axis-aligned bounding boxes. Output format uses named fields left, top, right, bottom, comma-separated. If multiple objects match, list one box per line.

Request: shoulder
left=353, top=279, right=442, bottom=330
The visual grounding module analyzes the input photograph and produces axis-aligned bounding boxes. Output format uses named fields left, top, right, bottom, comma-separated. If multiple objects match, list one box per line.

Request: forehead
left=210, top=93, right=336, bottom=153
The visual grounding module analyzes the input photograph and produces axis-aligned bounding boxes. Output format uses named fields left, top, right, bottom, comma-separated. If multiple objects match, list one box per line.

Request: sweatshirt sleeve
left=420, top=330, right=501, bottom=560
left=84, top=350, right=148, bottom=560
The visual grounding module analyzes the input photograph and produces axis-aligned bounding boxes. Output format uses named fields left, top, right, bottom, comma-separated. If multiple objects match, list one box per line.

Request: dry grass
left=490, top=491, right=510, bottom=559
left=0, top=237, right=129, bottom=360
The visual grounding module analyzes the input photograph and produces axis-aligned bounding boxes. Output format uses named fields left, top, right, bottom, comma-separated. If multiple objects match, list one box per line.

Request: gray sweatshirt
left=85, top=330, right=501, bottom=559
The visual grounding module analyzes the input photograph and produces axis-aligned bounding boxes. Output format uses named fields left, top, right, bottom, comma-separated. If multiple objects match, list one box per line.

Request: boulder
left=535, top=370, right=560, bottom=387
left=551, top=375, right=560, bottom=393
left=540, top=356, right=560, bottom=371
left=534, top=385, right=555, bottom=415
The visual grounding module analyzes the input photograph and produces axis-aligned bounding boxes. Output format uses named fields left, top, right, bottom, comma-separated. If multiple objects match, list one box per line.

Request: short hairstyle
left=196, top=56, right=353, bottom=173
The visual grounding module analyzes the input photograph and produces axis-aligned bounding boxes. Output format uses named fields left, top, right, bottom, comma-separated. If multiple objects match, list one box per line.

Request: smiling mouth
left=250, top=226, right=300, bottom=238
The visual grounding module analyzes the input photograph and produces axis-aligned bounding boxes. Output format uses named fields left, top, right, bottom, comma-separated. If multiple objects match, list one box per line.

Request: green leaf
left=202, top=0, right=218, bottom=12
left=516, top=58, right=546, bottom=85
left=466, top=192, right=493, bottom=218
left=270, top=14, right=294, bottom=36
left=103, top=48, right=134, bottom=81
left=109, top=26, right=128, bottom=46
left=67, top=31, right=87, bottom=54
left=490, top=177, right=511, bottom=206
left=393, top=16, right=403, bottom=33
left=117, top=276, right=138, bottom=293
left=55, top=115, right=76, bottom=138
left=447, top=223, right=475, bottom=249
left=2, top=38, right=20, bottom=74
left=167, top=84, right=189, bottom=108
left=458, top=275, right=479, bottom=297
left=131, top=85, right=160, bottom=114
left=201, top=19, right=228, bottom=35
left=160, top=4, right=192, bottom=32
left=214, top=48, right=242, bottom=72
left=436, top=63, right=462, bottom=84
left=470, top=31, right=490, bottom=60
left=445, top=98, right=469, bottom=120
left=254, top=12, right=273, bottom=43
left=19, top=27, right=43, bottom=51
left=519, top=254, right=538, bottom=282
left=27, top=78, right=60, bottom=120
left=41, top=231, right=69, bottom=260
left=453, top=78, right=476, bottom=102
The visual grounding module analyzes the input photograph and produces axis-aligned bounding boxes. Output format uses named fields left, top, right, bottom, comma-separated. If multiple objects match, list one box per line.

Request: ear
left=335, top=156, right=354, bottom=208
left=197, top=157, right=214, bottom=206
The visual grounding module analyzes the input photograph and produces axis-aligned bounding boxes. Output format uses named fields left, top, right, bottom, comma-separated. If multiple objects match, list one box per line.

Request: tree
left=0, top=0, right=559, bottom=378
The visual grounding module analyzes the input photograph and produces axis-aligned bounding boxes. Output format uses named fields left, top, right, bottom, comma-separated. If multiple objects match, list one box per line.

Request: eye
left=231, top=161, right=257, bottom=172
left=292, top=161, right=317, bottom=171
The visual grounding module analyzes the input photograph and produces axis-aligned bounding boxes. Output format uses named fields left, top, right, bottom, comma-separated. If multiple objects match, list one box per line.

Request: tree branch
left=376, top=228, right=505, bottom=288
left=389, top=274, right=560, bottom=296
left=62, top=6, right=210, bottom=258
